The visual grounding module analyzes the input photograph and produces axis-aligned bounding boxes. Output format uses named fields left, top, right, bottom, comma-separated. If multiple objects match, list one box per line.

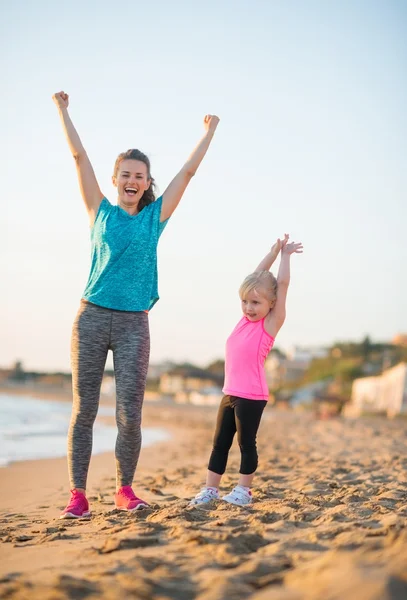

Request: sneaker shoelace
left=118, top=486, right=137, bottom=500
left=65, top=490, right=85, bottom=510
left=195, top=487, right=218, bottom=501
left=230, top=487, right=251, bottom=502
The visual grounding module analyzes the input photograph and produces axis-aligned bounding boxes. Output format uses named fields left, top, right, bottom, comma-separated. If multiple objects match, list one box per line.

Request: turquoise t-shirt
left=82, top=196, right=169, bottom=311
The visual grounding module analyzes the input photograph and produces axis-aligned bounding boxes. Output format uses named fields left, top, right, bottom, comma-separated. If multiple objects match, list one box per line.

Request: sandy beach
left=1, top=394, right=407, bottom=600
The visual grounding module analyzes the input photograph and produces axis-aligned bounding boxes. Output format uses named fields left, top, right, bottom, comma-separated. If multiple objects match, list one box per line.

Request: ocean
left=0, top=393, right=170, bottom=467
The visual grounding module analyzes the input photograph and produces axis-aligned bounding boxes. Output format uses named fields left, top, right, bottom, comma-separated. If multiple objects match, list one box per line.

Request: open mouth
left=124, top=187, right=138, bottom=197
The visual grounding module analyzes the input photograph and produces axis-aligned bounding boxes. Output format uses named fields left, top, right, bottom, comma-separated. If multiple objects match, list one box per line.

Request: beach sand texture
left=1, top=403, right=407, bottom=600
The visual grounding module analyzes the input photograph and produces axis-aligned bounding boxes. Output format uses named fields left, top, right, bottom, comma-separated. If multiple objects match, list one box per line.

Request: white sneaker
left=189, top=487, right=219, bottom=506
left=222, top=485, right=253, bottom=506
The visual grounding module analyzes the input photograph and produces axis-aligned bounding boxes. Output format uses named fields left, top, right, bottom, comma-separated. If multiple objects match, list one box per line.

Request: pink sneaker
left=115, top=486, right=149, bottom=511
left=60, top=490, right=91, bottom=519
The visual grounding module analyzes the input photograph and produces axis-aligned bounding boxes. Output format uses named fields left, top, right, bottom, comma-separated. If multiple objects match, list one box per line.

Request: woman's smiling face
left=113, top=159, right=151, bottom=211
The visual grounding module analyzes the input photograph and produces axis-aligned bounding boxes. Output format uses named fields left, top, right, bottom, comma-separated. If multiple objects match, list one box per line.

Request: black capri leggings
left=208, top=395, right=267, bottom=476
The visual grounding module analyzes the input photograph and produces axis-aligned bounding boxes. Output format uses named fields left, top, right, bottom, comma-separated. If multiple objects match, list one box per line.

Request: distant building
left=392, top=334, right=407, bottom=348
left=188, top=387, right=223, bottom=406
left=173, top=387, right=222, bottom=406
left=345, top=362, right=407, bottom=418
left=286, top=346, right=329, bottom=363
left=0, top=368, right=13, bottom=383
left=160, top=365, right=222, bottom=396
left=265, top=346, right=329, bottom=390
left=147, top=361, right=176, bottom=381
left=265, top=353, right=306, bottom=389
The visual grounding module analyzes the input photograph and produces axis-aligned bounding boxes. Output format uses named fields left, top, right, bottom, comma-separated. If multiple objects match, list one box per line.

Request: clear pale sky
left=2, top=0, right=406, bottom=372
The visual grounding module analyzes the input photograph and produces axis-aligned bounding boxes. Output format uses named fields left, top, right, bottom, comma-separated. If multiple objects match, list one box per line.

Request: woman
left=52, top=91, right=219, bottom=518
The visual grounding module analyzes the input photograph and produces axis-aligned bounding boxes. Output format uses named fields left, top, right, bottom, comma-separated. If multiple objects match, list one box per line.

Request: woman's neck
left=118, top=199, right=139, bottom=215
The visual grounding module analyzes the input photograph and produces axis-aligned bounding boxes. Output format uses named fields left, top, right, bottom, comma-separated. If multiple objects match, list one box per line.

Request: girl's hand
left=270, top=233, right=289, bottom=256
left=204, top=114, right=220, bottom=133
left=280, top=233, right=290, bottom=248
left=282, top=240, right=304, bottom=255
left=270, top=238, right=282, bottom=257
left=52, top=91, right=69, bottom=110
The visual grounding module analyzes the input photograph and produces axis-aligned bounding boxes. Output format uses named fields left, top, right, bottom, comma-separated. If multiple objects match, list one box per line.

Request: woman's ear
left=112, top=175, right=117, bottom=187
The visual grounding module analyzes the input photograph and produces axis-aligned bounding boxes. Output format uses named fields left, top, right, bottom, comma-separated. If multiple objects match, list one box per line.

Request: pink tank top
left=223, top=316, right=275, bottom=401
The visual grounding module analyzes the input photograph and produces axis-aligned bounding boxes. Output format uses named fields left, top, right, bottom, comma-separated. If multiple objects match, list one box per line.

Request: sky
left=1, top=0, right=406, bottom=372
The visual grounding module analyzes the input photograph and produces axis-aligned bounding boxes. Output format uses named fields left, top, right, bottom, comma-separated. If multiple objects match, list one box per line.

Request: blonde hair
left=239, top=271, right=278, bottom=308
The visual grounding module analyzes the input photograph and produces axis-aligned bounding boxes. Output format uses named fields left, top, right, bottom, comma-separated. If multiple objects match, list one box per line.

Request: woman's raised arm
left=53, top=91, right=103, bottom=224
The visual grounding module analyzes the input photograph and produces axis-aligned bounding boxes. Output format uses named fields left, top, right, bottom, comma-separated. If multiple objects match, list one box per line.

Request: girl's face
left=113, top=159, right=150, bottom=211
left=241, top=288, right=273, bottom=322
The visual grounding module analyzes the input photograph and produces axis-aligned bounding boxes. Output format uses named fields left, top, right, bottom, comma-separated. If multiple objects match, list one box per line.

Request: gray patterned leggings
left=68, top=300, right=150, bottom=490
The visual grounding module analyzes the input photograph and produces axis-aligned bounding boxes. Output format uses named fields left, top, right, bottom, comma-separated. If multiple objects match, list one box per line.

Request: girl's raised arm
left=266, top=239, right=303, bottom=338
left=254, top=235, right=288, bottom=272
left=53, top=91, right=104, bottom=224
left=160, top=114, right=220, bottom=222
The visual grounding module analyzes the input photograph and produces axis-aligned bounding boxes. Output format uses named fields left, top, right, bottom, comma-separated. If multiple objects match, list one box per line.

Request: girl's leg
left=207, top=395, right=237, bottom=485
left=206, top=471, right=223, bottom=488
left=68, top=302, right=110, bottom=491
left=111, top=311, right=150, bottom=488
left=234, top=398, right=267, bottom=487
left=190, top=396, right=237, bottom=505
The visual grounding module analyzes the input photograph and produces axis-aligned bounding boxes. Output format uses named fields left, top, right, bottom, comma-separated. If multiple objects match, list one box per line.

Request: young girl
left=52, top=91, right=219, bottom=518
left=190, top=234, right=303, bottom=506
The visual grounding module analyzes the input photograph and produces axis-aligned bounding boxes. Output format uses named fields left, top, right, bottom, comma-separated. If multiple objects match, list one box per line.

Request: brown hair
left=113, top=149, right=156, bottom=211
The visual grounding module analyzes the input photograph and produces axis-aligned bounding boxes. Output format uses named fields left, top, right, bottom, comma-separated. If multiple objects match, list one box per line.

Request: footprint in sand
left=95, top=535, right=161, bottom=554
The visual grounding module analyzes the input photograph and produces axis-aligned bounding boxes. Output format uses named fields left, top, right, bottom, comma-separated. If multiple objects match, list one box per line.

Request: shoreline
left=0, top=387, right=176, bottom=469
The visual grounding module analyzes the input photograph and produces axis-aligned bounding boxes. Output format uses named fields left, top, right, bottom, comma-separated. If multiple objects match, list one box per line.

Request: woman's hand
left=204, top=114, right=220, bottom=133
left=52, top=91, right=69, bottom=110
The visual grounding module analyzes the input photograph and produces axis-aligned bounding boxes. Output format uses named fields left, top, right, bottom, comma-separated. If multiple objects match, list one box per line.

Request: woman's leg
left=68, top=302, right=110, bottom=491
left=111, top=311, right=150, bottom=488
